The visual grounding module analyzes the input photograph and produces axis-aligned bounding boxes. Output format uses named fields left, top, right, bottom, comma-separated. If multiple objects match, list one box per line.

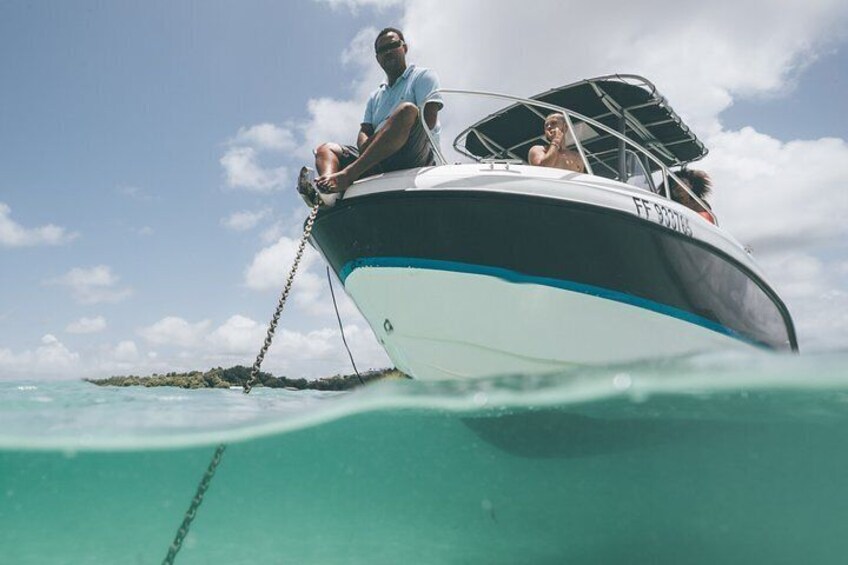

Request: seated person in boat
left=298, top=27, right=443, bottom=199
left=528, top=113, right=586, bottom=173
left=665, top=169, right=716, bottom=224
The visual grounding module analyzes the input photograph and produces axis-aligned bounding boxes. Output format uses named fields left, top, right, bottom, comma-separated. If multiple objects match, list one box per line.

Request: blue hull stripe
left=340, top=256, right=757, bottom=346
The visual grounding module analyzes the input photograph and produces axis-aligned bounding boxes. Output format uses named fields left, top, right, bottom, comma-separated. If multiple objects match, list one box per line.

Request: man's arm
left=414, top=69, right=442, bottom=131
left=357, top=123, right=375, bottom=152
left=529, top=126, right=564, bottom=167
left=423, top=101, right=440, bottom=130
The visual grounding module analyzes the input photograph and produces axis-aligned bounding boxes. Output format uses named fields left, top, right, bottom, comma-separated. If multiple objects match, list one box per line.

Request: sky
left=1, top=0, right=847, bottom=380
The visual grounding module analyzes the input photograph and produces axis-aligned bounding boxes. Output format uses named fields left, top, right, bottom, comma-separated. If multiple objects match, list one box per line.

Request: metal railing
left=418, top=88, right=717, bottom=226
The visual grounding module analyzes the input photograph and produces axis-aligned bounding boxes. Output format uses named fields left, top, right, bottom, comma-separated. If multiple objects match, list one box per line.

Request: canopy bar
left=450, top=74, right=707, bottom=172
left=419, top=82, right=717, bottom=225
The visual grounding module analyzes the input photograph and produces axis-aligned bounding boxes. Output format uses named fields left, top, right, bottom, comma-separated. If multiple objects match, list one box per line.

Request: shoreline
left=85, top=365, right=408, bottom=390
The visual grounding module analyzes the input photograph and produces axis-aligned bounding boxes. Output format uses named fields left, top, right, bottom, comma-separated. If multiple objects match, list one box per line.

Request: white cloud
left=0, top=334, right=80, bottom=378
left=244, top=235, right=322, bottom=291
left=207, top=315, right=268, bottom=355
left=66, top=316, right=107, bottom=334
left=138, top=316, right=211, bottom=348
left=260, top=221, right=285, bottom=244
left=0, top=202, right=78, bottom=248
left=0, top=315, right=389, bottom=380
left=221, top=209, right=271, bottom=232
left=233, top=123, right=297, bottom=152
left=243, top=231, right=366, bottom=322
left=704, top=130, right=848, bottom=251
left=50, top=266, right=133, bottom=305
left=221, top=123, right=300, bottom=192
left=220, top=146, right=289, bottom=192
left=112, top=340, right=139, bottom=362
left=35, top=334, right=80, bottom=371
left=260, top=323, right=391, bottom=378
left=341, top=26, right=380, bottom=66
left=756, top=251, right=848, bottom=350
left=295, top=97, right=370, bottom=161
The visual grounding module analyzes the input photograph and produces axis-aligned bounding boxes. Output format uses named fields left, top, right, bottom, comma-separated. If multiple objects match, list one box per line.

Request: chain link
left=162, top=201, right=322, bottom=564
left=244, top=201, right=321, bottom=393
left=162, top=443, right=227, bottom=565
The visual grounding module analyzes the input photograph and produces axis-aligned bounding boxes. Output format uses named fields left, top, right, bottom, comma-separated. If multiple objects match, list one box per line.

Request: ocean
left=2, top=351, right=848, bottom=564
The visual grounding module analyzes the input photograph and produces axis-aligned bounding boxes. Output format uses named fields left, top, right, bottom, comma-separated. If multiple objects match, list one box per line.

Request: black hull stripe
left=340, top=256, right=763, bottom=348
left=312, top=190, right=797, bottom=351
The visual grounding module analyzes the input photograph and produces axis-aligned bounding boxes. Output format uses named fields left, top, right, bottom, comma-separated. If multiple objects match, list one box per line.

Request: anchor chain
left=244, top=201, right=321, bottom=393
left=162, top=201, right=321, bottom=565
left=162, top=443, right=227, bottom=565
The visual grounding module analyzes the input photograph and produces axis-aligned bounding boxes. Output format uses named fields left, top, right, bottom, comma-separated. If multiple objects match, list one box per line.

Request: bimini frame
left=419, top=86, right=717, bottom=225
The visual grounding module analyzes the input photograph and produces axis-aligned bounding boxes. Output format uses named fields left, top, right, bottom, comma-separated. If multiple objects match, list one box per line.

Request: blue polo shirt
left=363, top=64, right=443, bottom=148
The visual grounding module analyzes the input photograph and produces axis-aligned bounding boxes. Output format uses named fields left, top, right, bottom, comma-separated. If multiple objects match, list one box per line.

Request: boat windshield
left=418, top=75, right=715, bottom=223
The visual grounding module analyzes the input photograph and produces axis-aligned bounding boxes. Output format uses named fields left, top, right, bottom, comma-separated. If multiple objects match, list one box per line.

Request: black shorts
left=338, top=118, right=435, bottom=175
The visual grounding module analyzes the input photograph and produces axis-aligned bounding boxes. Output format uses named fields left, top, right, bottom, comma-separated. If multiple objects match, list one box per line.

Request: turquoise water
left=2, top=352, right=848, bottom=564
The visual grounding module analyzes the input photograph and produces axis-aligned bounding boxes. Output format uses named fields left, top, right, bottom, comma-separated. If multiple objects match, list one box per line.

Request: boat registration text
left=632, top=197, right=693, bottom=236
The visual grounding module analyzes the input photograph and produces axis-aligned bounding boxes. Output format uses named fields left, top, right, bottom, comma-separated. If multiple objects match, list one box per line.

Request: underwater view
left=2, top=351, right=848, bottom=564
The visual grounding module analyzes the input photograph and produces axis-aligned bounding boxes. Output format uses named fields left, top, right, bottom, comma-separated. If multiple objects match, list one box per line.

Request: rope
left=162, top=202, right=321, bottom=565
left=326, top=265, right=364, bottom=385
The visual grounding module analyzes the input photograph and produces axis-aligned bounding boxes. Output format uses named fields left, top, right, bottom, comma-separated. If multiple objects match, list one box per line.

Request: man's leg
left=316, top=103, right=420, bottom=193
left=314, top=142, right=347, bottom=176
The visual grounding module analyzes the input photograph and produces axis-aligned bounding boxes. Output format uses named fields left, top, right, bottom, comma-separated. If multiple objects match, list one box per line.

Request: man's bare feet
left=315, top=169, right=353, bottom=193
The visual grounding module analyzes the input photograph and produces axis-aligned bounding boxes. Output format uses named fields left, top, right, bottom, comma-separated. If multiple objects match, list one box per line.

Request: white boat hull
left=307, top=165, right=797, bottom=380
left=347, top=266, right=755, bottom=380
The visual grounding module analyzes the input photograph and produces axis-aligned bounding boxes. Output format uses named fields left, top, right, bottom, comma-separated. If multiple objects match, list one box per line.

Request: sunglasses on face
left=376, top=40, right=404, bottom=55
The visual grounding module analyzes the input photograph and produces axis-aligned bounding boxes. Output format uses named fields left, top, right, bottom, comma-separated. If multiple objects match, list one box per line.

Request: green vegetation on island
left=85, top=365, right=409, bottom=390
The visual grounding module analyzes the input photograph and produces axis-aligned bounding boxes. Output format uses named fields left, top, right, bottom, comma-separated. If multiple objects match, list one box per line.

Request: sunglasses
left=376, top=40, right=404, bottom=55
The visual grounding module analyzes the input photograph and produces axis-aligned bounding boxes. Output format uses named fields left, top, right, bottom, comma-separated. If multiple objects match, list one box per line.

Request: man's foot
left=315, top=169, right=353, bottom=193
left=297, top=166, right=322, bottom=207
left=298, top=166, right=339, bottom=208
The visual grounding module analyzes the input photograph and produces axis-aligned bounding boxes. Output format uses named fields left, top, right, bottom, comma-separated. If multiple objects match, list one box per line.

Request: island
left=85, top=365, right=409, bottom=390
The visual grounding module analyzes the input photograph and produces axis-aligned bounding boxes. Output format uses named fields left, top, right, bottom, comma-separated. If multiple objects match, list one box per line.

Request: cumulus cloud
left=0, top=334, right=80, bottom=378
left=133, top=314, right=388, bottom=379
left=756, top=251, right=848, bottom=350
left=50, top=266, right=132, bottom=305
left=220, top=147, right=289, bottom=192
left=66, top=316, right=107, bottom=334
left=138, top=316, right=212, bottom=348
left=233, top=123, right=297, bottom=152
left=221, top=208, right=271, bottom=232
left=0, top=314, right=389, bottom=380
left=0, top=202, right=78, bottom=247
left=112, top=340, right=140, bottom=362
left=704, top=130, right=848, bottom=249
left=220, top=123, right=300, bottom=192
left=208, top=315, right=268, bottom=355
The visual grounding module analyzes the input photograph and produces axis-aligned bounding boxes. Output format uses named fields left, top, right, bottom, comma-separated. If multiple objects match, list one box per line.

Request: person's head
left=670, top=169, right=712, bottom=210
left=374, top=27, right=408, bottom=76
left=543, top=113, right=568, bottom=142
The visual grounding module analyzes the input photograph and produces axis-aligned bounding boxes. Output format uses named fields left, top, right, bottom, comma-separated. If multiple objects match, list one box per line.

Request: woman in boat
left=666, top=168, right=716, bottom=224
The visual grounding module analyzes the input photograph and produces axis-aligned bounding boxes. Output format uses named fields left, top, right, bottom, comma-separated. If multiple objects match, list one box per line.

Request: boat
left=303, top=75, right=798, bottom=380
